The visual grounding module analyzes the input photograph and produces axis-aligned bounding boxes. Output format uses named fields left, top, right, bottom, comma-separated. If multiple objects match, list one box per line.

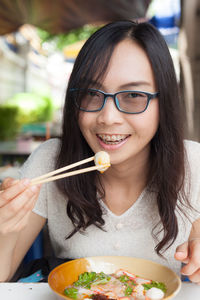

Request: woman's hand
left=175, top=239, right=200, bottom=284
left=0, top=177, right=41, bottom=235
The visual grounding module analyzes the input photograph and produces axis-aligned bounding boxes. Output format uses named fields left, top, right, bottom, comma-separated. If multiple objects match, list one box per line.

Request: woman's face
left=78, top=39, right=159, bottom=166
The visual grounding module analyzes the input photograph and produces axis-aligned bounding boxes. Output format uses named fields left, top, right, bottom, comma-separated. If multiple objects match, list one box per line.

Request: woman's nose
left=96, top=96, right=123, bottom=125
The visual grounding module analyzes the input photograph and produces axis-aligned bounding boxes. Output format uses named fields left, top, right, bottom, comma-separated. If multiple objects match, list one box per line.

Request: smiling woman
left=1, top=20, right=200, bottom=285
left=78, top=38, right=159, bottom=162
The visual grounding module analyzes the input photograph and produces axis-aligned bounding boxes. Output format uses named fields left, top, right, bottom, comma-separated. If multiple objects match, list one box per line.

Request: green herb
left=64, top=287, right=78, bottom=299
left=119, top=275, right=130, bottom=282
left=96, top=272, right=111, bottom=281
left=124, top=285, right=133, bottom=296
left=74, top=272, right=96, bottom=288
left=143, top=281, right=167, bottom=293
left=92, top=278, right=111, bottom=285
left=73, top=272, right=110, bottom=289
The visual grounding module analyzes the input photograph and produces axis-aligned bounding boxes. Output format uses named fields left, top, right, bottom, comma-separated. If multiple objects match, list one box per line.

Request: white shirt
left=19, top=139, right=200, bottom=275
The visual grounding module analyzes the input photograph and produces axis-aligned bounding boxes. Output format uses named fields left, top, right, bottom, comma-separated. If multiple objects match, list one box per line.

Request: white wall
left=0, top=40, right=25, bottom=104
left=0, top=38, right=49, bottom=104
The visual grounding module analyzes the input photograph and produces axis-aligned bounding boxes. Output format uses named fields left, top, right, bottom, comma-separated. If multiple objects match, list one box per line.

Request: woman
left=0, top=20, right=200, bottom=283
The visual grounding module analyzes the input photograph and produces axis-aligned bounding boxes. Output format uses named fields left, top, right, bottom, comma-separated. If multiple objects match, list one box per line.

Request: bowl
left=48, top=256, right=181, bottom=300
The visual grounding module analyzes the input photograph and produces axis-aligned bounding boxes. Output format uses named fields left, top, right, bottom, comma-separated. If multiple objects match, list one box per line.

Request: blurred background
left=0, top=0, right=200, bottom=179
left=0, top=0, right=199, bottom=267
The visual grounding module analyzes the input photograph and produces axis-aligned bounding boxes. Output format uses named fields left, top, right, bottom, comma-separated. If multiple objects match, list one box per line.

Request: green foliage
left=0, top=92, right=54, bottom=140
left=5, top=92, right=54, bottom=124
left=37, top=25, right=101, bottom=50
left=0, top=106, right=21, bottom=140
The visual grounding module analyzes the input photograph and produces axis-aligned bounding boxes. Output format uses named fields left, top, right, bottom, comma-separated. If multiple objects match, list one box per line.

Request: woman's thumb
left=174, top=242, right=189, bottom=263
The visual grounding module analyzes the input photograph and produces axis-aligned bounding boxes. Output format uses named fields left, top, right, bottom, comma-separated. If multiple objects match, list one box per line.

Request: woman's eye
left=128, top=93, right=140, bottom=98
left=88, top=91, right=98, bottom=97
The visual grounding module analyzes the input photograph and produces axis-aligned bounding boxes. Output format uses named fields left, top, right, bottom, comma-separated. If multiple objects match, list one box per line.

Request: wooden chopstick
left=31, top=164, right=105, bottom=185
left=31, top=155, right=95, bottom=185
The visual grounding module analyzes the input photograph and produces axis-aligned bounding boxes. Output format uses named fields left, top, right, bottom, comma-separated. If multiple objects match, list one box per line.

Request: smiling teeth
left=98, top=134, right=128, bottom=144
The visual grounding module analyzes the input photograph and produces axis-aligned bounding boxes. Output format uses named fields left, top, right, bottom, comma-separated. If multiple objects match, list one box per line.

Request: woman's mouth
left=97, top=134, right=130, bottom=145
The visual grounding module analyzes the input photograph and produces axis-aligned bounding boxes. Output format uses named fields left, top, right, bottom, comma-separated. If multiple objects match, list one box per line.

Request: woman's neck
left=101, top=149, right=150, bottom=186
left=99, top=153, right=150, bottom=215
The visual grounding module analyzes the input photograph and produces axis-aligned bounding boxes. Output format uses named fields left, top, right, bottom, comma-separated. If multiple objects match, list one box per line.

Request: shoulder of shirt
left=184, top=139, right=200, bottom=156
left=184, top=139, right=200, bottom=173
left=28, top=138, right=61, bottom=163
left=31, top=138, right=61, bottom=156
left=19, top=138, right=61, bottom=178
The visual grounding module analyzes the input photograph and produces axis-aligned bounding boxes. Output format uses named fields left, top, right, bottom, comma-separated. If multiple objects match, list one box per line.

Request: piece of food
left=145, top=287, right=165, bottom=300
left=64, top=269, right=166, bottom=300
left=94, top=151, right=111, bottom=173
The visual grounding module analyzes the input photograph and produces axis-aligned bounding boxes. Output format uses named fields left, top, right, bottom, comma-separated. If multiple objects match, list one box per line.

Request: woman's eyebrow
left=88, top=80, right=151, bottom=90
left=118, top=81, right=151, bottom=89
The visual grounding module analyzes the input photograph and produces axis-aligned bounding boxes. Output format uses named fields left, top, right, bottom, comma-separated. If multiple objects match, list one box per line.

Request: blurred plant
left=5, top=92, right=54, bottom=123
left=37, top=24, right=100, bottom=51
left=0, top=92, right=54, bottom=140
left=0, top=106, right=21, bottom=140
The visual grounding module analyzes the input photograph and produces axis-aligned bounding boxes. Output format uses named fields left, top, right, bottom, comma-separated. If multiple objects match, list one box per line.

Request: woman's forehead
left=100, top=39, right=156, bottom=92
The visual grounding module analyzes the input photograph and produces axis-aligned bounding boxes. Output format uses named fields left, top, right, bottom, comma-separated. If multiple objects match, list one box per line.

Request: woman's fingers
left=175, top=240, right=200, bottom=284
left=0, top=194, right=37, bottom=234
left=179, top=239, right=200, bottom=282
left=0, top=178, right=20, bottom=194
left=12, top=198, right=37, bottom=233
left=0, top=178, right=35, bottom=208
left=0, top=177, right=41, bottom=235
left=174, top=241, right=189, bottom=263
left=0, top=178, right=30, bottom=207
left=0, top=184, right=40, bottom=223
left=0, top=177, right=14, bottom=190
left=186, top=269, right=200, bottom=284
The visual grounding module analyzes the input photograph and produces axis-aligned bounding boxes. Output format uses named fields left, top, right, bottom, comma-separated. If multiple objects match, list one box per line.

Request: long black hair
left=56, top=20, right=189, bottom=255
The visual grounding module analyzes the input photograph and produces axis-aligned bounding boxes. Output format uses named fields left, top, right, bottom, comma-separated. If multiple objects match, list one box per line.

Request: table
left=0, top=282, right=199, bottom=300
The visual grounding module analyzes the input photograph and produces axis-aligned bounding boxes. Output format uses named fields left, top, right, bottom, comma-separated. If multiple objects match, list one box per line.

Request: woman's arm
left=8, top=211, right=46, bottom=281
left=0, top=178, right=46, bottom=282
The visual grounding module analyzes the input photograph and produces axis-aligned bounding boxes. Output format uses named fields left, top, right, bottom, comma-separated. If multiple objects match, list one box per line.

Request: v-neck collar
left=99, top=187, right=147, bottom=219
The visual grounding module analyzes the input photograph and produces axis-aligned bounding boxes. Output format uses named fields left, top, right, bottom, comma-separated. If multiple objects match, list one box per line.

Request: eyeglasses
left=70, top=88, right=159, bottom=114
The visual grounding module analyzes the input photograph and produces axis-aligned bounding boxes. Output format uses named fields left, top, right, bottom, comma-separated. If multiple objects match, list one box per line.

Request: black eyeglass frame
left=70, top=88, right=159, bottom=114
